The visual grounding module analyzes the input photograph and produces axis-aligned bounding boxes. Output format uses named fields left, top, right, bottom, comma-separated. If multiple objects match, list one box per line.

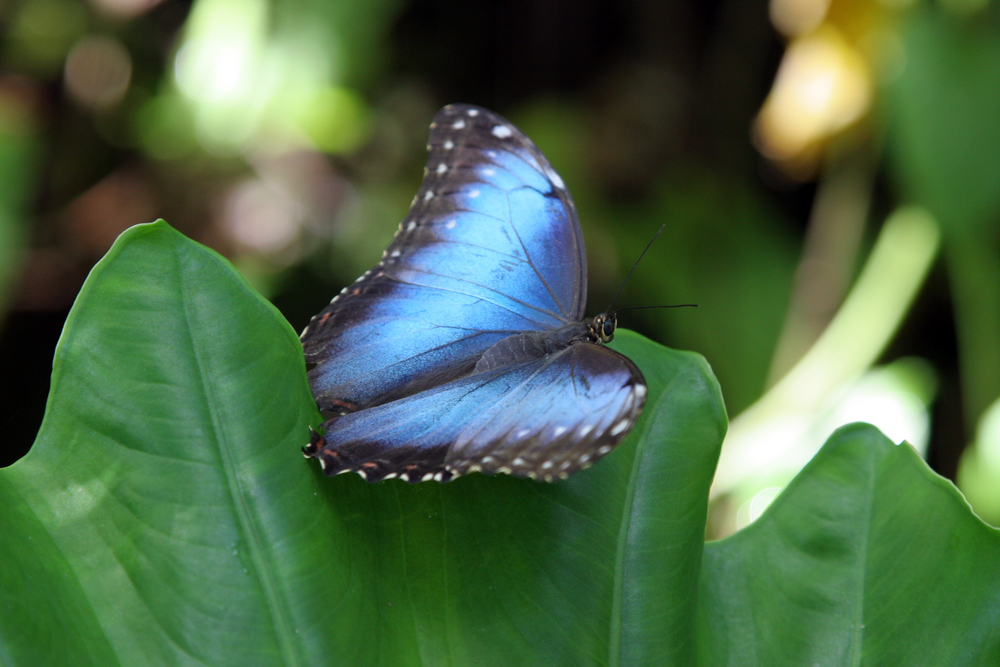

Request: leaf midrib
left=177, top=243, right=301, bottom=667
left=849, top=439, right=877, bottom=666
left=607, top=365, right=685, bottom=667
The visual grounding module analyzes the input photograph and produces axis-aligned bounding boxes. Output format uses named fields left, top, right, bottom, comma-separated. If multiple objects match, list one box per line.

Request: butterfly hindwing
left=305, top=342, right=646, bottom=483
left=302, top=104, right=587, bottom=413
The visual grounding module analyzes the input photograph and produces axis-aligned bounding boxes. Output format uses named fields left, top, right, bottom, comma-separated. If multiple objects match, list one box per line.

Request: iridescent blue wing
left=304, top=343, right=646, bottom=482
left=302, top=104, right=587, bottom=412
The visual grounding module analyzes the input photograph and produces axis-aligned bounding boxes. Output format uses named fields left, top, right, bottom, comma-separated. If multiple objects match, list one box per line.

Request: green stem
left=946, top=228, right=1000, bottom=431
left=768, top=146, right=875, bottom=385
left=713, top=206, right=941, bottom=500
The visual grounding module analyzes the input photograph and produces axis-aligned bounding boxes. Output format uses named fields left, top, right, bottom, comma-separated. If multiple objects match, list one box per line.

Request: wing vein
left=502, top=192, right=572, bottom=320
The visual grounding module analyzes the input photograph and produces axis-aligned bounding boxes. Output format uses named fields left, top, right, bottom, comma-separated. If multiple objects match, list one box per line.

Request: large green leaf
left=0, top=221, right=727, bottom=666
left=698, top=423, right=1000, bottom=666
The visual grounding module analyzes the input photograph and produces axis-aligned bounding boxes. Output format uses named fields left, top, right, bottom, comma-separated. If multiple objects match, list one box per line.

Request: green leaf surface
left=698, top=423, right=1000, bottom=666
left=0, top=221, right=727, bottom=666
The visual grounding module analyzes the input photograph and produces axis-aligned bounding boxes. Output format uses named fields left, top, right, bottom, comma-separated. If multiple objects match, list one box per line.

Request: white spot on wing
left=468, top=190, right=480, bottom=198
left=544, top=165, right=566, bottom=190
left=598, top=445, right=612, bottom=455
left=610, top=419, right=630, bottom=436
left=406, top=221, right=416, bottom=231
left=422, top=472, right=434, bottom=482
left=553, top=426, right=567, bottom=436
left=452, top=119, right=466, bottom=129
left=467, top=109, right=479, bottom=116
left=492, top=125, right=513, bottom=139
left=513, top=457, right=525, bottom=466
left=443, top=140, right=454, bottom=150
left=482, top=168, right=495, bottom=176
left=424, top=191, right=434, bottom=201
left=579, top=425, right=594, bottom=437
left=445, top=219, right=457, bottom=229
left=390, top=249, right=402, bottom=257
left=436, top=163, right=447, bottom=175
left=634, top=385, right=647, bottom=399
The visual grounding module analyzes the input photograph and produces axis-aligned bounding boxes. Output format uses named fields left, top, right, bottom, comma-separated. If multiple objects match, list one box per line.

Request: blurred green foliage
left=885, top=4, right=1000, bottom=522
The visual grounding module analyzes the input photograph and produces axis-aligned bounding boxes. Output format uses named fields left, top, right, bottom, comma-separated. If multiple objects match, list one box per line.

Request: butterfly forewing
left=302, top=105, right=587, bottom=412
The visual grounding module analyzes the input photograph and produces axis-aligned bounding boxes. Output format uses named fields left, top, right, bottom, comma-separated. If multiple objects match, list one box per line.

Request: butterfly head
left=590, top=312, right=618, bottom=344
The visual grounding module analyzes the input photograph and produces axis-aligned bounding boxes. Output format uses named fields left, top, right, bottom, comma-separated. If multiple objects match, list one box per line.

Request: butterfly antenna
left=606, top=224, right=666, bottom=313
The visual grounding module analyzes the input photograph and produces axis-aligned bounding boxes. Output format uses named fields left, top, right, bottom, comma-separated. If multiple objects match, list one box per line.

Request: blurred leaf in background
left=883, top=2, right=1000, bottom=525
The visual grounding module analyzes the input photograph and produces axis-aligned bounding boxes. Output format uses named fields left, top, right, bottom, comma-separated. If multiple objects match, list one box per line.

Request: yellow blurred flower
left=755, top=25, right=872, bottom=171
left=757, top=0, right=910, bottom=177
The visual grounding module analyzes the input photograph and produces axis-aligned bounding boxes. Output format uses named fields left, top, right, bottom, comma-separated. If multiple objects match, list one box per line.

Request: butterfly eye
left=594, top=315, right=615, bottom=343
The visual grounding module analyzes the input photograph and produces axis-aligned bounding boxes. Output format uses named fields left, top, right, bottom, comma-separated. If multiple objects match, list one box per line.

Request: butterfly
left=300, top=104, right=646, bottom=483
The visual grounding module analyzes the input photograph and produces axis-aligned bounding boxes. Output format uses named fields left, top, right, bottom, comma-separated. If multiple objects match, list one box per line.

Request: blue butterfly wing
left=302, top=104, right=587, bottom=412
left=305, top=343, right=646, bottom=482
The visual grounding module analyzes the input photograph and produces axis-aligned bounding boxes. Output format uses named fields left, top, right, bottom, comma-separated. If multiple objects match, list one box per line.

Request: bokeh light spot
left=770, top=0, right=831, bottom=38
left=135, top=93, right=198, bottom=160
left=294, top=87, right=372, bottom=154
left=88, top=0, right=164, bottom=20
left=223, top=179, right=304, bottom=263
left=64, top=34, right=132, bottom=110
left=173, top=0, right=266, bottom=105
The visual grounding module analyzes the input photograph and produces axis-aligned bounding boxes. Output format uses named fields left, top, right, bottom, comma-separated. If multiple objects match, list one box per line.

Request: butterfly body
left=302, top=104, right=646, bottom=483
